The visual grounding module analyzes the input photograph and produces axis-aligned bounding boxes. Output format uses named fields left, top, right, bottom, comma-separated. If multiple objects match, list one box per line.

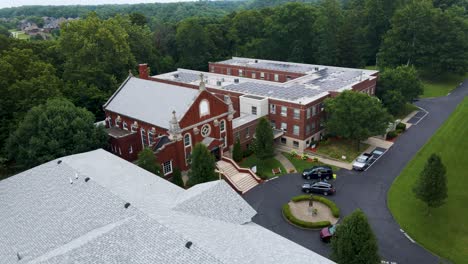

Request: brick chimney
left=139, top=63, right=149, bottom=80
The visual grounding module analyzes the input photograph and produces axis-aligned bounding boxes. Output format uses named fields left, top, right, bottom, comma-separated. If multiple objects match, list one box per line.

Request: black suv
left=302, top=181, right=336, bottom=195
left=302, top=166, right=333, bottom=180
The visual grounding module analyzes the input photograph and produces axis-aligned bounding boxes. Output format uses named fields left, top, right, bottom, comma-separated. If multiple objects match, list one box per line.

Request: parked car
left=320, top=224, right=337, bottom=242
left=302, top=166, right=333, bottom=180
left=352, top=153, right=373, bottom=171
left=302, top=181, right=335, bottom=195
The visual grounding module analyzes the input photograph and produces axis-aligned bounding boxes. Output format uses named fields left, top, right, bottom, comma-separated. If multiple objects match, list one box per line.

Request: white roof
left=0, top=149, right=335, bottom=264
left=104, top=76, right=199, bottom=129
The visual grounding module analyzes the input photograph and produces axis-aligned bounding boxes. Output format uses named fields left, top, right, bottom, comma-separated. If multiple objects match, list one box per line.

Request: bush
left=290, top=150, right=297, bottom=157
left=290, top=194, right=340, bottom=218
left=313, top=157, right=319, bottom=162
left=233, top=139, right=243, bottom=162
left=302, top=153, right=309, bottom=160
left=386, top=130, right=398, bottom=140
left=282, top=204, right=331, bottom=229
left=396, top=122, right=406, bottom=131
left=396, top=128, right=403, bottom=134
left=242, top=148, right=254, bottom=158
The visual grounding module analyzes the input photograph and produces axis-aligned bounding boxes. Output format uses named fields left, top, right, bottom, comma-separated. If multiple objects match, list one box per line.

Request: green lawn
left=315, top=138, right=369, bottom=162
left=421, top=73, right=468, bottom=98
left=282, top=152, right=339, bottom=173
left=239, top=154, right=285, bottom=179
left=388, top=98, right=468, bottom=264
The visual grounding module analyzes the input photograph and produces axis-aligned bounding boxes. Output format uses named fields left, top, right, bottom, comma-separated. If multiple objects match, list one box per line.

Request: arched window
left=141, top=129, right=148, bottom=147
left=184, top=133, right=191, bottom=147
left=199, top=100, right=210, bottom=117
left=220, top=120, right=226, bottom=132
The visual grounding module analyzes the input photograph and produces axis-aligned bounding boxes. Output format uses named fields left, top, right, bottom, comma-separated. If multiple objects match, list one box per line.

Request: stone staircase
left=216, top=159, right=260, bottom=194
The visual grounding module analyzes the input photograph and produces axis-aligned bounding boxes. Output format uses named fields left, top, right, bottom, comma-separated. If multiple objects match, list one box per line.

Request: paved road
left=244, top=80, right=468, bottom=263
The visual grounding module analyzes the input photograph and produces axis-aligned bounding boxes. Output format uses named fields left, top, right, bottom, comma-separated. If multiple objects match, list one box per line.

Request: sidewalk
left=362, top=137, right=394, bottom=149
left=304, top=152, right=353, bottom=170
left=274, top=151, right=296, bottom=173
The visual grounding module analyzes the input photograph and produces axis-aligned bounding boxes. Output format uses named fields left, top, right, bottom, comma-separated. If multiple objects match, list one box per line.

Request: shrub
left=313, top=157, right=319, bottom=162
left=302, top=153, right=308, bottom=160
left=282, top=204, right=331, bottom=229
left=386, top=130, right=398, bottom=140
left=396, top=128, right=403, bottom=134
left=242, top=148, right=253, bottom=158
left=290, top=150, right=297, bottom=157
left=396, top=122, right=406, bottom=131
left=290, top=194, right=340, bottom=218
left=233, top=139, right=243, bottom=162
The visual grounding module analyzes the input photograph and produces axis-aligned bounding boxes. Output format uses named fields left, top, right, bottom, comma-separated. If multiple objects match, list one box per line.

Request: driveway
left=244, top=79, right=468, bottom=263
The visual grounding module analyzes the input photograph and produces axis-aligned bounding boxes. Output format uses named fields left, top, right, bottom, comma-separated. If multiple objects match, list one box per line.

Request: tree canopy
left=413, top=153, right=448, bottom=210
left=254, top=117, right=275, bottom=160
left=137, top=148, right=161, bottom=176
left=187, top=143, right=218, bottom=186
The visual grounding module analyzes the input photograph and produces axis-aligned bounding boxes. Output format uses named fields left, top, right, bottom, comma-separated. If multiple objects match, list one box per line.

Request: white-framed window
left=312, top=105, right=317, bottom=116
left=293, top=141, right=299, bottom=148
left=293, top=125, right=300, bottom=135
left=293, top=109, right=300, bottom=119
left=235, top=131, right=240, bottom=141
left=201, top=124, right=211, bottom=137
left=220, top=120, right=226, bottom=132
left=131, top=124, right=137, bottom=132
left=281, top=106, right=287, bottom=117
left=252, top=72, right=256, bottom=78
left=115, top=118, right=121, bottom=127
left=199, top=100, right=210, bottom=117
left=185, top=151, right=191, bottom=165
left=260, top=72, right=265, bottom=79
left=141, top=129, right=148, bottom=147
left=274, top=74, right=279, bottom=81
left=107, top=117, right=112, bottom=127
left=221, top=136, right=227, bottom=148
left=148, top=130, right=155, bottom=145
left=119, top=147, right=122, bottom=155
left=306, top=125, right=310, bottom=135
left=123, top=122, right=128, bottom=130
left=246, top=127, right=250, bottom=138
left=271, top=120, right=276, bottom=128
left=184, top=133, right=191, bottom=147
left=227, top=68, right=231, bottom=75
left=281, top=122, right=287, bottom=132
left=251, top=106, right=257, bottom=115
left=270, top=104, right=276, bottom=114
left=306, top=108, right=311, bottom=119
left=312, top=121, right=316, bottom=131
left=239, top=69, right=243, bottom=77
left=129, top=145, right=133, bottom=154
left=163, top=161, right=173, bottom=175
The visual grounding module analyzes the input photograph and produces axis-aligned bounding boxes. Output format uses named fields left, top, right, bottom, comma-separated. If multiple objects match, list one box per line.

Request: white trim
left=162, top=160, right=173, bottom=175
left=199, top=99, right=210, bottom=117
left=123, top=122, right=128, bottom=130
left=220, top=119, right=226, bottom=132
left=184, top=133, right=192, bottom=147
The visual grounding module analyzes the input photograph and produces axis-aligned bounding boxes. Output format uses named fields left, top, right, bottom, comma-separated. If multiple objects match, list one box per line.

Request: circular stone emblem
left=201, top=124, right=211, bottom=137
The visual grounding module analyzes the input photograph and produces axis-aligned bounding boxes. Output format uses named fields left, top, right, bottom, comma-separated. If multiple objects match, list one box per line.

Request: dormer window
left=123, top=122, right=128, bottom=130
left=199, top=100, right=210, bottom=117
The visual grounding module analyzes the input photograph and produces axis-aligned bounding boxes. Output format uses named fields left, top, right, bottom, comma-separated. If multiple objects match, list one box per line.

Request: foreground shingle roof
left=0, top=149, right=335, bottom=264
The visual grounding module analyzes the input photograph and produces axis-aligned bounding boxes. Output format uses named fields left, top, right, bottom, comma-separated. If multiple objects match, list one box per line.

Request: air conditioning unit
left=234, top=78, right=239, bottom=84
left=216, top=80, right=222, bottom=86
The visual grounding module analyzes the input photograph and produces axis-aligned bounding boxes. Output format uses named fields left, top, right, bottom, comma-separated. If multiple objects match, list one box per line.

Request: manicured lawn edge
left=282, top=204, right=331, bottom=229
left=291, top=195, right=340, bottom=218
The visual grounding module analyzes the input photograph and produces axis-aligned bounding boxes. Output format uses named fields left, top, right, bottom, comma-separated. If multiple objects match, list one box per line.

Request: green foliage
left=413, top=154, right=448, bottom=209
left=377, top=66, right=424, bottom=102
left=290, top=194, right=340, bottom=217
left=324, top=91, right=391, bottom=150
left=396, top=122, right=406, bottom=131
left=137, top=148, right=161, bottom=175
left=331, top=209, right=380, bottom=264
left=5, top=98, right=107, bottom=170
left=382, top=90, right=406, bottom=117
left=171, top=167, right=185, bottom=188
left=282, top=204, right=332, bottom=229
left=188, top=143, right=217, bottom=186
left=386, top=130, right=398, bottom=140
left=232, top=139, right=243, bottom=162
left=254, top=117, right=274, bottom=160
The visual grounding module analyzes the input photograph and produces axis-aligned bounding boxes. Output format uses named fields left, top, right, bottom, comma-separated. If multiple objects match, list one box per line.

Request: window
left=306, top=108, right=311, bottom=119
left=311, top=121, right=316, bottom=131
left=129, top=145, right=133, bottom=154
left=148, top=130, right=155, bottom=145
left=293, top=141, right=299, bottom=148
left=227, top=68, right=231, bottom=75
left=119, top=147, right=122, bottom=155
left=251, top=106, right=257, bottom=115
left=281, top=122, right=287, bottom=132
left=246, top=127, right=250, bottom=138
left=280, top=137, right=287, bottom=144
left=221, top=136, right=227, bottom=148
left=201, top=124, right=211, bottom=137
left=293, top=109, right=300, bottom=119
left=271, top=120, right=276, bottom=128
left=306, top=125, right=310, bottom=135
left=185, top=151, right=191, bottom=164
left=210, top=66, right=214, bottom=72
left=131, top=124, right=137, bottom=132
left=274, top=74, right=279, bottom=81
left=115, top=118, right=121, bottom=127
left=286, top=76, right=292, bottom=81
left=235, top=131, right=240, bottom=141
left=252, top=72, right=256, bottom=78
left=293, top=125, right=300, bottom=135
left=220, top=120, right=226, bottom=132
left=270, top=104, right=276, bottom=114
left=184, top=133, right=191, bottom=147
left=123, top=122, right=128, bottom=130
left=141, top=129, right=148, bottom=147
left=281, top=106, right=287, bottom=117
left=260, top=72, right=265, bottom=79
left=199, top=100, right=210, bottom=117
left=239, top=69, right=243, bottom=77
left=107, top=117, right=112, bottom=127
left=312, top=105, right=317, bottom=116
left=163, top=161, right=173, bottom=175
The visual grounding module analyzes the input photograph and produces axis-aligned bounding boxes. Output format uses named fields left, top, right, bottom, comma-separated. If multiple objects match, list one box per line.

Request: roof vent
left=314, top=67, right=319, bottom=71
left=185, top=241, right=193, bottom=249
left=85, top=177, right=90, bottom=182
left=75, top=173, right=79, bottom=179
left=69, top=177, right=73, bottom=184
left=255, top=59, right=258, bottom=63
left=234, top=78, right=239, bottom=84
left=57, top=160, right=62, bottom=164
left=17, top=252, right=22, bottom=260
left=216, top=80, right=222, bottom=86
left=124, top=202, right=131, bottom=209
left=173, top=73, right=179, bottom=78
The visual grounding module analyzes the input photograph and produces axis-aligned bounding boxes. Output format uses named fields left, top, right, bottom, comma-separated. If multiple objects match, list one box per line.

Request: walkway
left=274, top=151, right=295, bottom=173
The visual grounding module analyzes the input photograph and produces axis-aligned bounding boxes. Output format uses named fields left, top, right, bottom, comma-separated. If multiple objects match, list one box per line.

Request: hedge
left=290, top=194, right=340, bottom=218
left=282, top=204, right=331, bottom=229
left=386, top=130, right=398, bottom=140
left=396, top=122, right=406, bottom=131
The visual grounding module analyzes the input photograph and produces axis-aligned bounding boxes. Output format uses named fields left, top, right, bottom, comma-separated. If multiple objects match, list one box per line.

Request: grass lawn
left=421, top=72, right=468, bottom=98
left=388, top=98, right=468, bottom=264
left=239, top=154, right=285, bottom=179
left=282, top=152, right=339, bottom=173
left=315, top=138, right=369, bottom=163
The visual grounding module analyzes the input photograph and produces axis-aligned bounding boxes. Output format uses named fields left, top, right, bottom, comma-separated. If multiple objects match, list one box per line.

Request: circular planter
left=282, top=195, right=340, bottom=229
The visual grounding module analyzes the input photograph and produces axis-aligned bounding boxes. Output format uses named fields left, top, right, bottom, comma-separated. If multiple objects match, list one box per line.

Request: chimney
left=139, top=63, right=149, bottom=80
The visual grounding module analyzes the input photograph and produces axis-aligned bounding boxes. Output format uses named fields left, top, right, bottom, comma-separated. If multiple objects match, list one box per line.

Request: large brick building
left=104, top=57, right=378, bottom=176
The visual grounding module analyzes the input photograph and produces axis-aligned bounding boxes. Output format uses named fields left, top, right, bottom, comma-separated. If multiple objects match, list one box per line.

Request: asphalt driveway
left=244, top=79, right=468, bottom=263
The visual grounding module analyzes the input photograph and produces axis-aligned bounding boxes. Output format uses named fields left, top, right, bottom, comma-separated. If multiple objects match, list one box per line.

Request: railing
left=215, top=168, right=243, bottom=194
left=220, top=156, right=263, bottom=183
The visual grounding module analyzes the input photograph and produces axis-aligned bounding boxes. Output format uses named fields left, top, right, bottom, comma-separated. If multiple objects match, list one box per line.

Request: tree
left=325, top=91, right=392, bottom=150
left=314, top=0, right=343, bottom=66
left=331, top=209, right=380, bottom=264
left=171, top=167, right=185, bottom=188
left=254, top=117, right=274, bottom=160
left=413, top=153, right=448, bottom=212
left=137, top=148, right=161, bottom=175
left=187, top=143, right=217, bottom=186
left=377, top=66, right=423, bottom=102
left=233, top=138, right=243, bottom=162
left=381, top=90, right=406, bottom=117
left=5, top=98, right=108, bottom=170
left=176, top=17, right=214, bottom=70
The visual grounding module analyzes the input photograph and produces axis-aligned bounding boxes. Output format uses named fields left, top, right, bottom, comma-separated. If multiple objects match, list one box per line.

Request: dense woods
left=0, top=0, right=466, bottom=173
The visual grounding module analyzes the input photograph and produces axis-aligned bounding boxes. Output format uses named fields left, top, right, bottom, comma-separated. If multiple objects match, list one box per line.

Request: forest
left=0, top=0, right=467, bottom=173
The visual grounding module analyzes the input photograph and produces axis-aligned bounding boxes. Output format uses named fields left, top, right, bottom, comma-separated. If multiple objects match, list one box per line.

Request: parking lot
left=406, top=108, right=428, bottom=125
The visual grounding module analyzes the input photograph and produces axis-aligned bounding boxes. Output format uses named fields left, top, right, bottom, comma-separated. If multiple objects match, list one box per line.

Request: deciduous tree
left=377, top=66, right=423, bottom=102
left=137, top=148, right=161, bottom=175
left=171, top=167, right=185, bottom=188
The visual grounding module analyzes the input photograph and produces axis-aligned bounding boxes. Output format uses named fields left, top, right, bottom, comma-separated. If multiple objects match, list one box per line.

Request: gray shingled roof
left=104, top=77, right=199, bottom=129
left=0, top=149, right=335, bottom=264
